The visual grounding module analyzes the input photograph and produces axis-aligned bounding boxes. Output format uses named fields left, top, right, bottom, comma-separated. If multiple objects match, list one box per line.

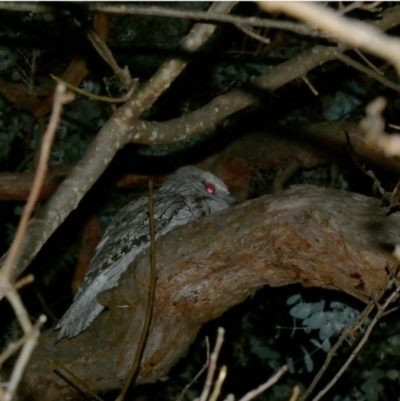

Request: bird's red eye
left=205, top=184, right=215, bottom=194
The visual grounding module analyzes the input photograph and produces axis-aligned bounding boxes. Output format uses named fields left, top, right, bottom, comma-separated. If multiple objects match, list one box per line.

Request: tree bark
left=19, top=184, right=399, bottom=400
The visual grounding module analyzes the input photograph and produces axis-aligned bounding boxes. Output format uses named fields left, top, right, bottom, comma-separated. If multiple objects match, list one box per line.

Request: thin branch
left=13, top=274, right=34, bottom=291
left=238, top=365, right=288, bottom=401
left=0, top=334, right=28, bottom=367
left=176, top=337, right=211, bottom=401
left=0, top=2, right=318, bottom=38
left=0, top=2, right=50, bottom=12
left=53, top=361, right=104, bottom=401
left=199, top=328, right=225, bottom=401
left=337, top=54, right=400, bottom=93
left=84, top=4, right=318, bottom=37
left=301, top=75, right=319, bottom=96
left=4, top=315, right=46, bottom=401
left=338, top=2, right=363, bottom=15
left=51, top=74, right=137, bottom=103
left=259, top=2, right=400, bottom=75
left=0, top=83, right=73, bottom=281
left=0, top=83, right=72, bottom=401
left=209, top=365, right=227, bottom=401
left=116, top=180, right=157, bottom=401
left=87, top=29, right=132, bottom=87
left=354, top=49, right=384, bottom=75
left=359, top=2, right=383, bottom=12
left=234, top=24, right=270, bottom=45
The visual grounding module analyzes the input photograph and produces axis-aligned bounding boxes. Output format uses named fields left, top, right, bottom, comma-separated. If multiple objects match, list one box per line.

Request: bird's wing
left=55, top=192, right=193, bottom=340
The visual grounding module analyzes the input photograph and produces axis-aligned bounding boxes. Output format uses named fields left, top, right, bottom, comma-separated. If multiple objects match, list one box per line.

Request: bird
left=55, top=165, right=236, bottom=340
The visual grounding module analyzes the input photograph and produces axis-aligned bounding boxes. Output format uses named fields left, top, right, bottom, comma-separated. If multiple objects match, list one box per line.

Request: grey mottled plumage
left=56, top=166, right=236, bottom=340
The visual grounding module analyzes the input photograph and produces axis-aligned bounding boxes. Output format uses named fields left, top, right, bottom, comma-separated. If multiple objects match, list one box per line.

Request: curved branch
left=85, top=4, right=317, bottom=36
left=20, top=185, right=400, bottom=400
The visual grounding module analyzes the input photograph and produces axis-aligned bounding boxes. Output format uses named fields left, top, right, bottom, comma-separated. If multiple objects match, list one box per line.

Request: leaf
left=287, top=357, right=295, bottom=373
left=290, top=303, right=313, bottom=319
left=303, top=311, right=327, bottom=330
left=301, top=346, right=314, bottom=372
left=286, top=294, right=301, bottom=305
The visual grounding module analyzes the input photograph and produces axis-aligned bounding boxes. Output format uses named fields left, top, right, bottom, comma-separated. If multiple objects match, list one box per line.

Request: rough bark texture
left=20, top=184, right=399, bottom=400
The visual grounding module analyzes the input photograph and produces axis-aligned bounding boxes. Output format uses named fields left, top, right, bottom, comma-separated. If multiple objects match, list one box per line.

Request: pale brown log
left=19, top=184, right=399, bottom=400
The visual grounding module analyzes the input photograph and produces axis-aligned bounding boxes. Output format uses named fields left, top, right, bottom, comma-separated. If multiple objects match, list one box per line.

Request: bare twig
left=0, top=83, right=73, bottom=281
left=13, top=275, right=34, bottom=291
left=344, top=131, right=388, bottom=200
left=209, top=365, right=227, bottom=401
left=338, top=2, right=363, bottom=15
left=87, top=29, right=132, bottom=87
left=238, top=365, right=288, bottom=401
left=51, top=74, right=137, bottom=103
left=0, top=335, right=28, bottom=367
left=235, top=24, right=270, bottom=45
left=337, top=54, right=400, bottom=92
left=199, top=327, right=225, bottom=401
left=359, top=2, right=383, bottom=12
left=354, top=49, right=384, bottom=75
left=301, top=76, right=319, bottom=96
left=0, top=83, right=72, bottom=401
left=84, top=4, right=317, bottom=37
left=176, top=337, right=211, bottom=401
left=53, top=361, right=104, bottom=401
left=0, top=314, right=45, bottom=368
left=116, top=180, right=157, bottom=401
left=259, top=2, right=400, bottom=74
left=338, top=2, right=382, bottom=15
left=0, top=2, right=50, bottom=12
left=4, top=315, right=46, bottom=401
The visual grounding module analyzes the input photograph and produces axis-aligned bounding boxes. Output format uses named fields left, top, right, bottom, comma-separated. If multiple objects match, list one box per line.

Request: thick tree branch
left=20, top=185, right=400, bottom=400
